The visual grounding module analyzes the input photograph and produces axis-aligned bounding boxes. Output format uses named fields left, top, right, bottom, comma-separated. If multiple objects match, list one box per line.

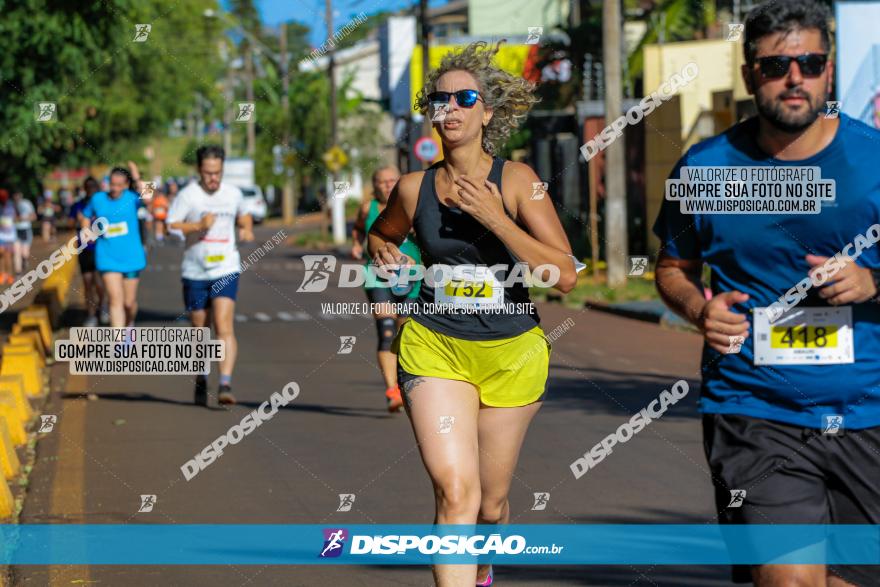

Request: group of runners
left=13, top=0, right=877, bottom=584
left=67, top=147, right=253, bottom=406
left=346, top=1, right=879, bottom=586
left=0, top=189, right=38, bottom=284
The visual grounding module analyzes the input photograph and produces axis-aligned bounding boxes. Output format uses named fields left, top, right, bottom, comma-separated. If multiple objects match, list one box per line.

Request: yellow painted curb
left=0, top=375, right=33, bottom=421
left=0, top=474, right=13, bottom=519
left=0, top=418, right=20, bottom=479
left=0, top=402, right=25, bottom=446
left=17, top=308, right=52, bottom=351
left=1, top=350, right=43, bottom=398
left=3, top=344, right=45, bottom=369
left=8, top=331, right=46, bottom=357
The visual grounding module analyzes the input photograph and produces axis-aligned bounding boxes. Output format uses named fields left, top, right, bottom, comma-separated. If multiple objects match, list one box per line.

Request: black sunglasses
left=756, top=53, right=828, bottom=78
left=427, top=90, right=483, bottom=108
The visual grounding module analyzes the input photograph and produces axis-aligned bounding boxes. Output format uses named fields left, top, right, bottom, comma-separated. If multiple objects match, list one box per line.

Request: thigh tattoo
left=402, top=377, right=427, bottom=405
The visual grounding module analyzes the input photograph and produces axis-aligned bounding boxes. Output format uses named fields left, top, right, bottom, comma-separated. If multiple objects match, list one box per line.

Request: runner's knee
left=376, top=317, right=397, bottom=351
left=478, top=496, right=508, bottom=524
left=434, top=476, right=481, bottom=517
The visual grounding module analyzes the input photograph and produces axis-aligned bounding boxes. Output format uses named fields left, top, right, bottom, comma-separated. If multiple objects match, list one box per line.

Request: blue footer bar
left=1, top=524, right=878, bottom=565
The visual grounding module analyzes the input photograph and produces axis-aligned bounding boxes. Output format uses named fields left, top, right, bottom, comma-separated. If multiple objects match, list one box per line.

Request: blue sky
left=250, top=0, right=447, bottom=47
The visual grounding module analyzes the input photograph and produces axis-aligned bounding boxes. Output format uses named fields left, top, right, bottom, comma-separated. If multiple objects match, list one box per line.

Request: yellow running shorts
left=392, top=318, right=551, bottom=407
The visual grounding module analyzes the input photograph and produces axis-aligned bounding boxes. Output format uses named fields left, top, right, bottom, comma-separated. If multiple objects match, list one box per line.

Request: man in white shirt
left=168, top=145, right=254, bottom=407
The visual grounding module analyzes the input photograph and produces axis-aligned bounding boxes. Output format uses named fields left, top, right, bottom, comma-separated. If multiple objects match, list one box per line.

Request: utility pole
left=603, top=0, right=628, bottom=287
left=245, top=43, right=256, bottom=158
left=327, top=0, right=345, bottom=243
left=419, top=0, right=431, bottom=145
left=224, top=66, right=233, bottom=155
left=280, top=22, right=296, bottom=225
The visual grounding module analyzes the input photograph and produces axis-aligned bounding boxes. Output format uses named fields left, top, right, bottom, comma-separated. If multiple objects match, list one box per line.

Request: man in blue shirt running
left=654, top=1, right=880, bottom=585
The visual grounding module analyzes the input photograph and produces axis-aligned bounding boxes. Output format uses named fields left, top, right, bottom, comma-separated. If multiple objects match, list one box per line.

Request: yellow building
left=643, top=38, right=751, bottom=251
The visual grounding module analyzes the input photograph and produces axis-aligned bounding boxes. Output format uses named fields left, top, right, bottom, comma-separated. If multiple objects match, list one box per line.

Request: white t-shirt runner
left=167, top=181, right=247, bottom=281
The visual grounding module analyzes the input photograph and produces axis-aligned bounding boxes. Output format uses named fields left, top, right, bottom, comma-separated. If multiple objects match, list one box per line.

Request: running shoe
left=99, top=309, right=110, bottom=325
left=218, top=384, right=237, bottom=405
left=476, top=565, right=493, bottom=586
left=83, top=315, right=98, bottom=327
left=385, top=385, right=403, bottom=412
left=194, top=378, right=208, bottom=407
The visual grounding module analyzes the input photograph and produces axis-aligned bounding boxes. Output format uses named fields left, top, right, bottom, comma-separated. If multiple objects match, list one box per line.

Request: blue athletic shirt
left=653, top=114, right=880, bottom=429
left=82, top=190, right=147, bottom=273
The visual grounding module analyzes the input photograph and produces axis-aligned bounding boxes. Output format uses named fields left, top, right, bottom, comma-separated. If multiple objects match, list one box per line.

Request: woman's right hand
left=372, top=241, right=412, bottom=269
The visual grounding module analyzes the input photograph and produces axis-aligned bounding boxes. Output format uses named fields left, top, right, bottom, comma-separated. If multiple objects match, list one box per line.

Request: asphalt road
left=12, top=224, right=734, bottom=586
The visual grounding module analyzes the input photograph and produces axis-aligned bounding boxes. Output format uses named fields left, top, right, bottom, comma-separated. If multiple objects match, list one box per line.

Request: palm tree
left=627, top=0, right=717, bottom=86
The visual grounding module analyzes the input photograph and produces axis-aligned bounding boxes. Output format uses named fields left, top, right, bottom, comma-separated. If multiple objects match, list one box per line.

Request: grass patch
left=532, top=273, right=659, bottom=308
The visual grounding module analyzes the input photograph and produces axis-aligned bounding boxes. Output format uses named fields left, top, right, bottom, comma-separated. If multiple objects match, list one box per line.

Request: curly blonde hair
left=414, top=41, right=539, bottom=155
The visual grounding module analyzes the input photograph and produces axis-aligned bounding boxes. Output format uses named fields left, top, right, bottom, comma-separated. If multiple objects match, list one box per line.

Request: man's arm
left=655, top=252, right=750, bottom=354
left=350, top=200, right=371, bottom=259
left=236, top=212, right=254, bottom=242
left=655, top=253, right=708, bottom=324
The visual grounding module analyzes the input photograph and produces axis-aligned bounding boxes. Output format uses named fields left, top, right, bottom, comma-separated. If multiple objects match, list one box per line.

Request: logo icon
left=530, top=182, right=548, bottom=201
left=38, top=414, right=57, bottom=433
left=727, top=335, right=745, bottom=354
left=727, top=23, right=744, bottom=41
left=628, top=256, right=648, bottom=276
left=336, top=493, right=356, bottom=512
left=138, top=494, right=157, bottom=512
left=141, top=182, right=156, bottom=200
left=333, top=182, right=350, bottom=201
left=337, top=336, right=356, bottom=354
left=526, top=27, right=543, bottom=45
left=531, top=492, right=550, bottom=511
left=133, top=24, right=152, bottom=42
left=236, top=102, right=255, bottom=122
left=319, top=528, right=348, bottom=558
left=822, top=414, right=844, bottom=435
left=439, top=415, right=455, bottom=434
left=727, top=489, right=746, bottom=508
left=430, top=102, right=450, bottom=122
left=825, top=101, right=841, bottom=119
left=35, top=102, right=57, bottom=122
left=298, top=255, right=337, bottom=292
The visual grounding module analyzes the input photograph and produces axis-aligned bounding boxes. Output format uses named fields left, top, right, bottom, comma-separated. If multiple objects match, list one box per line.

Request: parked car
left=240, top=186, right=267, bottom=223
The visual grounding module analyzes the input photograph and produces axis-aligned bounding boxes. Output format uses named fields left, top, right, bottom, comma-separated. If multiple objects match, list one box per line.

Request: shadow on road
left=545, top=367, right=702, bottom=419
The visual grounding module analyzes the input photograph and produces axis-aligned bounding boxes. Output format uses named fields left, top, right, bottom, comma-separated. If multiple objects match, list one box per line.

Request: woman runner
left=368, top=41, right=578, bottom=586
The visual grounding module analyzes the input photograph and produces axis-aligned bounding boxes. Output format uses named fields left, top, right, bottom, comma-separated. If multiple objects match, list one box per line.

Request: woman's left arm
left=455, top=162, right=578, bottom=293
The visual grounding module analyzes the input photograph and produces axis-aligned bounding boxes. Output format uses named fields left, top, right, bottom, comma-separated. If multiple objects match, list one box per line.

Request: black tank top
left=409, top=156, right=540, bottom=340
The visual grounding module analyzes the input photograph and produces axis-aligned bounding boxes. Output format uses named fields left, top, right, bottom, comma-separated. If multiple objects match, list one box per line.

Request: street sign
left=273, top=144, right=284, bottom=175
left=322, top=145, right=348, bottom=172
left=414, top=136, right=440, bottom=163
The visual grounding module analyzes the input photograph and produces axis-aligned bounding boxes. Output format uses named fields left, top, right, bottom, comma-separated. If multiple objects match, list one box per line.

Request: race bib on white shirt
left=753, top=306, right=854, bottom=365
left=434, top=265, right=504, bottom=309
left=0, top=217, right=12, bottom=228
left=201, top=239, right=233, bottom=269
left=105, top=221, right=129, bottom=238
left=171, top=182, right=245, bottom=279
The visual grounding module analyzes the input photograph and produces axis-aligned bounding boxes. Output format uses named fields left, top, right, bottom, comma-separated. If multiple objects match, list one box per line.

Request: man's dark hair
left=196, top=144, right=225, bottom=167
left=83, top=176, right=99, bottom=190
left=744, top=0, right=831, bottom=64
left=109, top=167, right=133, bottom=187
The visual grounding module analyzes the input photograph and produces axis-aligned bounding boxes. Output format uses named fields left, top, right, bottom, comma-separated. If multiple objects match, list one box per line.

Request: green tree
left=626, top=0, right=717, bottom=85
left=0, top=0, right=223, bottom=193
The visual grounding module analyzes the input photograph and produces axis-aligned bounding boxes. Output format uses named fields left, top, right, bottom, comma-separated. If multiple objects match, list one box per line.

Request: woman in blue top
left=80, top=166, right=146, bottom=327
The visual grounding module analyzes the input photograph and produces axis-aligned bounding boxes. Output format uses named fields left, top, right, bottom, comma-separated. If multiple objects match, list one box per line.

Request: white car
left=240, top=186, right=267, bottom=223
